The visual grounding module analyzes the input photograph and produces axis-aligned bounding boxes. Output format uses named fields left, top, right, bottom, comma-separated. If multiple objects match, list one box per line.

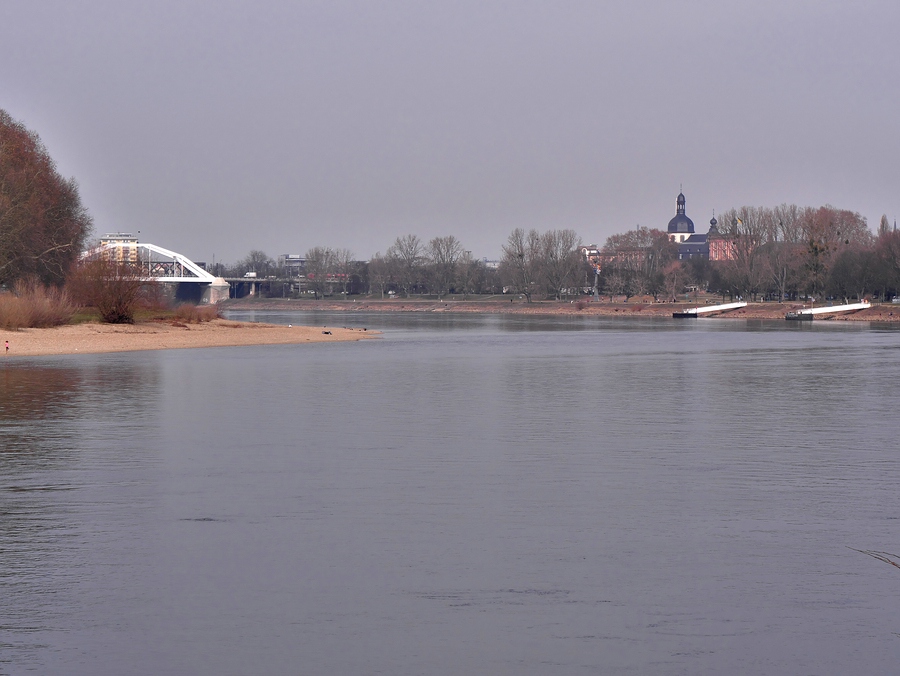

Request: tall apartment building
left=99, top=233, right=139, bottom=264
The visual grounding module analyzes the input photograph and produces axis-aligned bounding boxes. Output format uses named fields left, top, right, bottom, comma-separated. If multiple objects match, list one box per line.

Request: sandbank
left=1, top=319, right=377, bottom=357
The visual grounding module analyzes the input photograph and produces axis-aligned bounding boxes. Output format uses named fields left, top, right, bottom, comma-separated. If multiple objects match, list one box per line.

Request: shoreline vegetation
left=4, top=295, right=896, bottom=358
left=222, top=296, right=900, bottom=322
left=1, top=318, right=377, bottom=357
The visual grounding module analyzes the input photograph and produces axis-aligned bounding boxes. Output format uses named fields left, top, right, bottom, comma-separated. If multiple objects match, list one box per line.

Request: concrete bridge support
left=204, top=278, right=231, bottom=304
left=156, top=278, right=230, bottom=305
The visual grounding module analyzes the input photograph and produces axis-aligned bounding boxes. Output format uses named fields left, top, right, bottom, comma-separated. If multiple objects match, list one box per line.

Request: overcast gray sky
left=2, top=1, right=898, bottom=264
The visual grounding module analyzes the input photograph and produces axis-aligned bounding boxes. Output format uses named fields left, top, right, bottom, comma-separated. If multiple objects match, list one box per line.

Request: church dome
left=667, top=191, right=694, bottom=234
left=668, top=214, right=695, bottom=233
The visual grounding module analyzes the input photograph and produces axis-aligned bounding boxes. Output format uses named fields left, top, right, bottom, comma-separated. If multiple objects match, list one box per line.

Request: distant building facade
left=277, top=254, right=307, bottom=277
left=667, top=192, right=711, bottom=260
left=706, top=216, right=735, bottom=261
left=98, top=233, right=139, bottom=264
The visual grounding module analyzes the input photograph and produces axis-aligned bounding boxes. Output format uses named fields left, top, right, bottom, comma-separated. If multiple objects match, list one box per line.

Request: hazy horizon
left=3, top=1, right=898, bottom=264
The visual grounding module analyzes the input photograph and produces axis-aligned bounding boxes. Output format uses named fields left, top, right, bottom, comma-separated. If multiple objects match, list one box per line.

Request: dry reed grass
left=0, top=280, right=75, bottom=329
left=172, top=304, right=222, bottom=323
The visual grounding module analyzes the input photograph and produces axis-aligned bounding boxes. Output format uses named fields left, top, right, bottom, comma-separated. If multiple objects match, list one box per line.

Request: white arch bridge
left=81, top=241, right=230, bottom=304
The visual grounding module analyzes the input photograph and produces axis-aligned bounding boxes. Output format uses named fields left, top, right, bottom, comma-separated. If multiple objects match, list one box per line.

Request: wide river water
left=2, top=312, right=899, bottom=675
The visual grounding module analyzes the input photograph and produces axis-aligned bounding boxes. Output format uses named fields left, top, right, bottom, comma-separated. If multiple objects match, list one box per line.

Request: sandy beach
left=1, top=319, right=377, bottom=357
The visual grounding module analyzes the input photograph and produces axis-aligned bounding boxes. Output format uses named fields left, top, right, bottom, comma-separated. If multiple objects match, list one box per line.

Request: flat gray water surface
left=2, top=313, right=899, bottom=674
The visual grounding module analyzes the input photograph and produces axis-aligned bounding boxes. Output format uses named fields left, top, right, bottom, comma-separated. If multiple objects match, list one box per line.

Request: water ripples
left=2, top=316, right=899, bottom=674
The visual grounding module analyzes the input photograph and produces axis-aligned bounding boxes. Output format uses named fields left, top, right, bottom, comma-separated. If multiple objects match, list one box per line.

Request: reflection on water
left=0, top=365, right=84, bottom=421
left=223, top=307, right=900, bottom=335
left=1, top=357, right=162, bottom=674
left=1, top=317, right=899, bottom=675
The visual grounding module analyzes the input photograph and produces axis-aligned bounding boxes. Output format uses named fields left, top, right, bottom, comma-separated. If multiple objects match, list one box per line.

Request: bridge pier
left=156, top=278, right=230, bottom=305
left=204, top=278, right=231, bottom=304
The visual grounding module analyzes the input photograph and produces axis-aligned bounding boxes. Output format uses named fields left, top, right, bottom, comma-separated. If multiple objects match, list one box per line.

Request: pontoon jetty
left=785, top=301, right=871, bottom=321
left=673, top=301, right=748, bottom=318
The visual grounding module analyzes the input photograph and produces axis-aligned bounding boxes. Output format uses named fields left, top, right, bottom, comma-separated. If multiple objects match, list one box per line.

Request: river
left=1, top=312, right=899, bottom=675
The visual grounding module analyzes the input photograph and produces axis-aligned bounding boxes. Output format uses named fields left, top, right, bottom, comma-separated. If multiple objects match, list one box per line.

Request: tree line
left=217, top=229, right=591, bottom=301
left=709, top=205, right=895, bottom=302
left=5, top=108, right=900, bottom=307
left=596, top=205, right=900, bottom=303
left=221, top=204, right=900, bottom=303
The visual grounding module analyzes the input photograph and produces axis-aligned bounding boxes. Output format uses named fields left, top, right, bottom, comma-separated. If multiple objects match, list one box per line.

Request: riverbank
left=1, top=319, right=377, bottom=357
left=222, top=297, right=900, bottom=322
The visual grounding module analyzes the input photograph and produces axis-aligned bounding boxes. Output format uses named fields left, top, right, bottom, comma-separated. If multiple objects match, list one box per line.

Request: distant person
left=5, top=340, right=8, bottom=353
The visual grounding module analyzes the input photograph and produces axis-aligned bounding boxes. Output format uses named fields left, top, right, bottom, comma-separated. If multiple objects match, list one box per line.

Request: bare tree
left=539, top=229, right=582, bottom=300
left=467, top=258, right=500, bottom=295
left=500, top=228, right=541, bottom=301
left=367, top=251, right=394, bottom=298
left=874, top=230, right=900, bottom=297
left=387, top=234, right=424, bottom=297
left=827, top=244, right=877, bottom=302
left=241, top=250, right=274, bottom=277
left=1, top=109, right=93, bottom=286
left=600, top=226, right=675, bottom=300
left=717, top=208, right=769, bottom=300
left=760, top=240, right=804, bottom=301
left=602, top=270, right=627, bottom=301
left=304, top=246, right=336, bottom=299
left=426, top=235, right=464, bottom=298
left=333, top=248, right=356, bottom=297
left=799, top=206, right=871, bottom=299
left=800, top=205, right=871, bottom=247
left=773, top=204, right=805, bottom=244
left=68, top=258, right=156, bottom=324
left=663, top=261, right=694, bottom=301
left=455, top=250, right=478, bottom=298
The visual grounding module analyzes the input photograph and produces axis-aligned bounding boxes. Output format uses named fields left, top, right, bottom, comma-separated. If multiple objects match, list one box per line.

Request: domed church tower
left=667, top=191, right=695, bottom=243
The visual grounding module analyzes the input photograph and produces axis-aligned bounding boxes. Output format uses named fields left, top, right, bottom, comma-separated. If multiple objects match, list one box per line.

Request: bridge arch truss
left=81, top=241, right=229, bottom=303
